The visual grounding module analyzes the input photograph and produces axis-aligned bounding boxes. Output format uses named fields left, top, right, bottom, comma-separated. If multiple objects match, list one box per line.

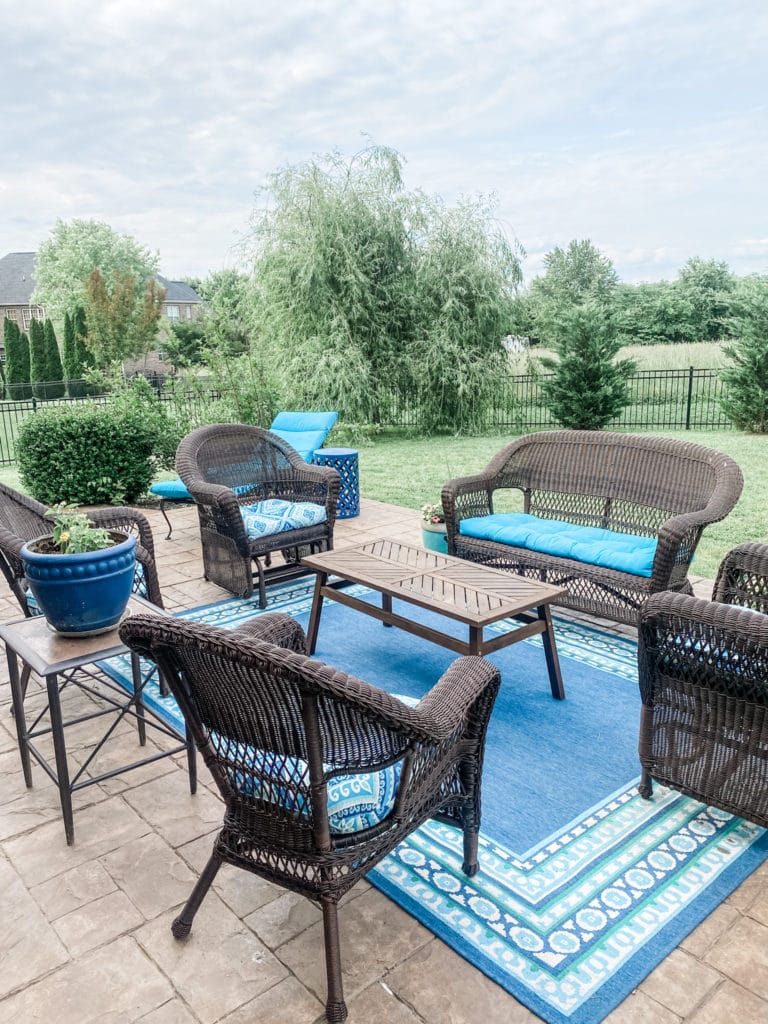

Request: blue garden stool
left=313, top=448, right=360, bottom=519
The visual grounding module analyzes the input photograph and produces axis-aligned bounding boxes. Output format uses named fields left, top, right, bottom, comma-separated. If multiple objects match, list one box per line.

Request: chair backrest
left=177, top=423, right=310, bottom=495
left=120, top=613, right=421, bottom=851
left=0, top=483, right=51, bottom=613
left=269, top=411, right=338, bottom=462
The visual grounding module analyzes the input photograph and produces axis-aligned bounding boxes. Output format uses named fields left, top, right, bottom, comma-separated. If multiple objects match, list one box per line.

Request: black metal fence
left=0, top=367, right=731, bottom=466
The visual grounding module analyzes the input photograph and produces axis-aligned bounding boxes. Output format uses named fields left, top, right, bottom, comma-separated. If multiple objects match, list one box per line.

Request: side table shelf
left=0, top=596, right=196, bottom=845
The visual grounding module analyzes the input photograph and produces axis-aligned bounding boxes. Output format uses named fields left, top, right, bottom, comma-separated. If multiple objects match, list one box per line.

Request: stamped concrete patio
left=1, top=498, right=767, bottom=1024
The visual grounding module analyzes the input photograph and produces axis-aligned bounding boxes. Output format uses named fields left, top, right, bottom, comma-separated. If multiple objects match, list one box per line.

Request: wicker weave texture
left=176, top=424, right=340, bottom=605
left=638, top=544, right=768, bottom=827
left=442, top=430, right=743, bottom=625
left=119, top=611, right=500, bottom=1022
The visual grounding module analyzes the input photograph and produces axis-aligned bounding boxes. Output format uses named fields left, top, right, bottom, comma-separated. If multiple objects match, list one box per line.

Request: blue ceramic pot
left=21, top=532, right=137, bottom=636
left=421, top=523, right=448, bottom=553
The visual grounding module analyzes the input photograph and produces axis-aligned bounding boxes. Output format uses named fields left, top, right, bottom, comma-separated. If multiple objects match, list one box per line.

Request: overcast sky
left=3, top=1, right=767, bottom=285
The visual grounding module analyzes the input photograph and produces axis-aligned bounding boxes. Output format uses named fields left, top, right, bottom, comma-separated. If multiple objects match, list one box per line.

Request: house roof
left=0, top=253, right=204, bottom=306
left=156, top=276, right=203, bottom=303
left=0, top=252, right=37, bottom=305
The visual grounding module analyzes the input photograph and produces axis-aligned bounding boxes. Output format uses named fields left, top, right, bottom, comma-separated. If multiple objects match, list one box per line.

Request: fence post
left=685, top=366, right=694, bottom=430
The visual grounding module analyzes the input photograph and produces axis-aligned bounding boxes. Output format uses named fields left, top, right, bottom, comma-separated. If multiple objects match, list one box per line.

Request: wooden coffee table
left=302, top=539, right=568, bottom=699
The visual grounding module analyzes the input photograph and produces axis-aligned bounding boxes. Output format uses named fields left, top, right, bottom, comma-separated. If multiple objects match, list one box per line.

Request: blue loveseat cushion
left=240, top=498, right=327, bottom=540
left=459, top=512, right=657, bottom=578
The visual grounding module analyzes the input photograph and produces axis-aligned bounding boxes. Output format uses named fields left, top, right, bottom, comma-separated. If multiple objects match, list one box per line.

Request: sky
left=2, top=0, right=767, bottom=286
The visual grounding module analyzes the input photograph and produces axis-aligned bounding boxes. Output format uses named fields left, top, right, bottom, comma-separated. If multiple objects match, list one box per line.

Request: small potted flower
left=420, top=502, right=448, bottom=553
left=21, top=503, right=137, bottom=636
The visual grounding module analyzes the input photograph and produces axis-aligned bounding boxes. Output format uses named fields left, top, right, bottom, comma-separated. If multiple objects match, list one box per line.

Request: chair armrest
left=442, top=474, right=496, bottom=547
left=232, top=613, right=307, bottom=654
left=639, top=590, right=768, bottom=706
left=89, top=506, right=157, bottom=558
left=713, top=542, right=768, bottom=610
left=417, top=656, right=502, bottom=741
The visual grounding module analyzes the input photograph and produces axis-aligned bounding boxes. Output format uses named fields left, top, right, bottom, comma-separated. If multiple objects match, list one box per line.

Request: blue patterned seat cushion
left=459, top=512, right=657, bottom=578
left=240, top=499, right=327, bottom=540
left=217, top=695, right=417, bottom=835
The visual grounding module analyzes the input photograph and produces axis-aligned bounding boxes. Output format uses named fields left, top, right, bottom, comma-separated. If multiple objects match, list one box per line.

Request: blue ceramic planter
left=21, top=532, right=137, bottom=636
left=421, top=524, right=448, bottom=553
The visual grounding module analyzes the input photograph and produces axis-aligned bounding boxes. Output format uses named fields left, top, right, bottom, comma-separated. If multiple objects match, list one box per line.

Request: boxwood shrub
left=16, top=403, right=158, bottom=505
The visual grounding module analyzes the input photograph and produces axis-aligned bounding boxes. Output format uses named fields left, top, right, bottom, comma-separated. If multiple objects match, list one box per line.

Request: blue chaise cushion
left=240, top=498, right=327, bottom=539
left=459, top=512, right=657, bottom=578
left=269, top=411, right=338, bottom=462
left=150, top=478, right=192, bottom=500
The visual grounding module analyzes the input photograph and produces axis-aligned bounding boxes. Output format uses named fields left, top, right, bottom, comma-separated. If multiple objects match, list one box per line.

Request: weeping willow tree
left=244, top=145, right=522, bottom=433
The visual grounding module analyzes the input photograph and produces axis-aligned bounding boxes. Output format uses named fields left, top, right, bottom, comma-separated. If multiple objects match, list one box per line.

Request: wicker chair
left=442, top=430, right=744, bottom=625
left=119, top=611, right=501, bottom=1024
left=638, top=543, right=768, bottom=827
left=0, top=481, right=164, bottom=615
left=176, top=423, right=340, bottom=606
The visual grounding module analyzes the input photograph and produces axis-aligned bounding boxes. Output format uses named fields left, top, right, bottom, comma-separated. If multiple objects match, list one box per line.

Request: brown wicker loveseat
left=442, top=430, right=743, bottom=626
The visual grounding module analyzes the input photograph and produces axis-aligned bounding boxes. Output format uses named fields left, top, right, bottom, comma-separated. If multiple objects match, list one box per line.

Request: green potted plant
left=21, top=503, right=137, bottom=636
left=420, top=502, right=448, bottom=553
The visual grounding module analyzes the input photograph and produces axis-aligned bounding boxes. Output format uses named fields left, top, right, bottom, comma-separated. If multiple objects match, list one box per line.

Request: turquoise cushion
left=270, top=411, right=338, bottom=462
left=459, top=512, right=657, bottom=578
left=220, top=696, right=417, bottom=834
left=240, top=498, right=327, bottom=539
left=150, top=478, right=192, bottom=500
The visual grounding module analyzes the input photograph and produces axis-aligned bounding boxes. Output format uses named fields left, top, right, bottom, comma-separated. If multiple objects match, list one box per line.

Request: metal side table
left=1, top=595, right=196, bottom=845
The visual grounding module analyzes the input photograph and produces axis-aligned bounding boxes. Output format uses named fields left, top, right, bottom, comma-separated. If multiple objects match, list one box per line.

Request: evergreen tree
left=29, top=318, right=47, bottom=399
left=720, top=277, right=768, bottom=432
left=43, top=319, right=65, bottom=398
left=538, top=301, right=636, bottom=430
left=66, top=306, right=92, bottom=395
left=4, top=319, right=32, bottom=400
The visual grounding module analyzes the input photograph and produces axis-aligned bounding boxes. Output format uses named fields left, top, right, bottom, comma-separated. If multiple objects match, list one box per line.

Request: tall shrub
left=4, top=319, right=32, bottom=400
left=720, top=277, right=768, bottom=432
left=43, top=319, right=65, bottom=398
left=28, top=318, right=47, bottom=399
left=538, top=302, right=636, bottom=430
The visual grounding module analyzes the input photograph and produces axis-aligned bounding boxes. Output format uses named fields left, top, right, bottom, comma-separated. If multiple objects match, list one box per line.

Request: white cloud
left=2, top=0, right=767, bottom=281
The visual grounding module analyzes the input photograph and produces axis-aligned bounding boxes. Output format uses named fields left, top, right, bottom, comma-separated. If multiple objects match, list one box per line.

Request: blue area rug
left=101, top=579, right=768, bottom=1024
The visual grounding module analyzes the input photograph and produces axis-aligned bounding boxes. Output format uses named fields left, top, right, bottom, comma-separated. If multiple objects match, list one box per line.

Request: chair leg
left=639, top=769, right=653, bottom=799
left=462, top=830, right=479, bottom=878
left=252, top=555, right=267, bottom=608
left=321, top=897, right=347, bottom=1023
left=171, top=851, right=222, bottom=938
left=158, top=499, right=174, bottom=540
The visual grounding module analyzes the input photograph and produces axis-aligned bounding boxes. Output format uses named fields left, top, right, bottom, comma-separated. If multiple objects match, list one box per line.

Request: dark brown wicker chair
left=638, top=543, right=768, bottom=827
left=176, top=423, right=340, bottom=606
left=442, top=430, right=744, bottom=625
left=119, top=611, right=501, bottom=1024
left=0, top=481, right=164, bottom=615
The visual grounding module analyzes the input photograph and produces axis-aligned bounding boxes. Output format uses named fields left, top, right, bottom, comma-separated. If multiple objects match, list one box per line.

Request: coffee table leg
left=46, top=672, right=75, bottom=845
left=7, top=649, right=32, bottom=787
left=538, top=605, right=565, bottom=700
left=382, top=593, right=393, bottom=627
left=469, top=625, right=482, bottom=656
left=306, top=572, right=327, bottom=655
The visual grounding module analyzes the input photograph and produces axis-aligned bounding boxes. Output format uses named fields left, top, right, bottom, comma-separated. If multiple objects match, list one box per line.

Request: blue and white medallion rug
left=101, top=580, right=768, bottom=1024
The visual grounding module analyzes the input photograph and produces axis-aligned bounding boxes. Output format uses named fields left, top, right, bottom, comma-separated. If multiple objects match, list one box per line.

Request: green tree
left=32, top=218, right=159, bottom=323
left=84, top=268, right=165, bottom=365
left=615, top=281, right=698, bottom=345
left=5, top=321, right=32, bottom=400
left=677, top=257, right=735, bottom=341
left=527, top=240, right=619, bottom=347
left=245, top=145, right=521, bottom=432
left=43, top=319, right=65, bottom=398
left=720, top=276, right=768, bottom=431
left=538, top=301, right=636, bottom=430
left=162, top=320, right=207, bottom=369
left=28, top=318, right=48, bottom=399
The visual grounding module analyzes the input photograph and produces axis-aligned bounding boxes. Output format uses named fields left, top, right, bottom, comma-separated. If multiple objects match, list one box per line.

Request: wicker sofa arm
left=442, top=473, right=496, bottom=540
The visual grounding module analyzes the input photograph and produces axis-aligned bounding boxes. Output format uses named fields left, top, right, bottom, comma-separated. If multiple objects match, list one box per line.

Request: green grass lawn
left=359, top=429, right=768, bottom=580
